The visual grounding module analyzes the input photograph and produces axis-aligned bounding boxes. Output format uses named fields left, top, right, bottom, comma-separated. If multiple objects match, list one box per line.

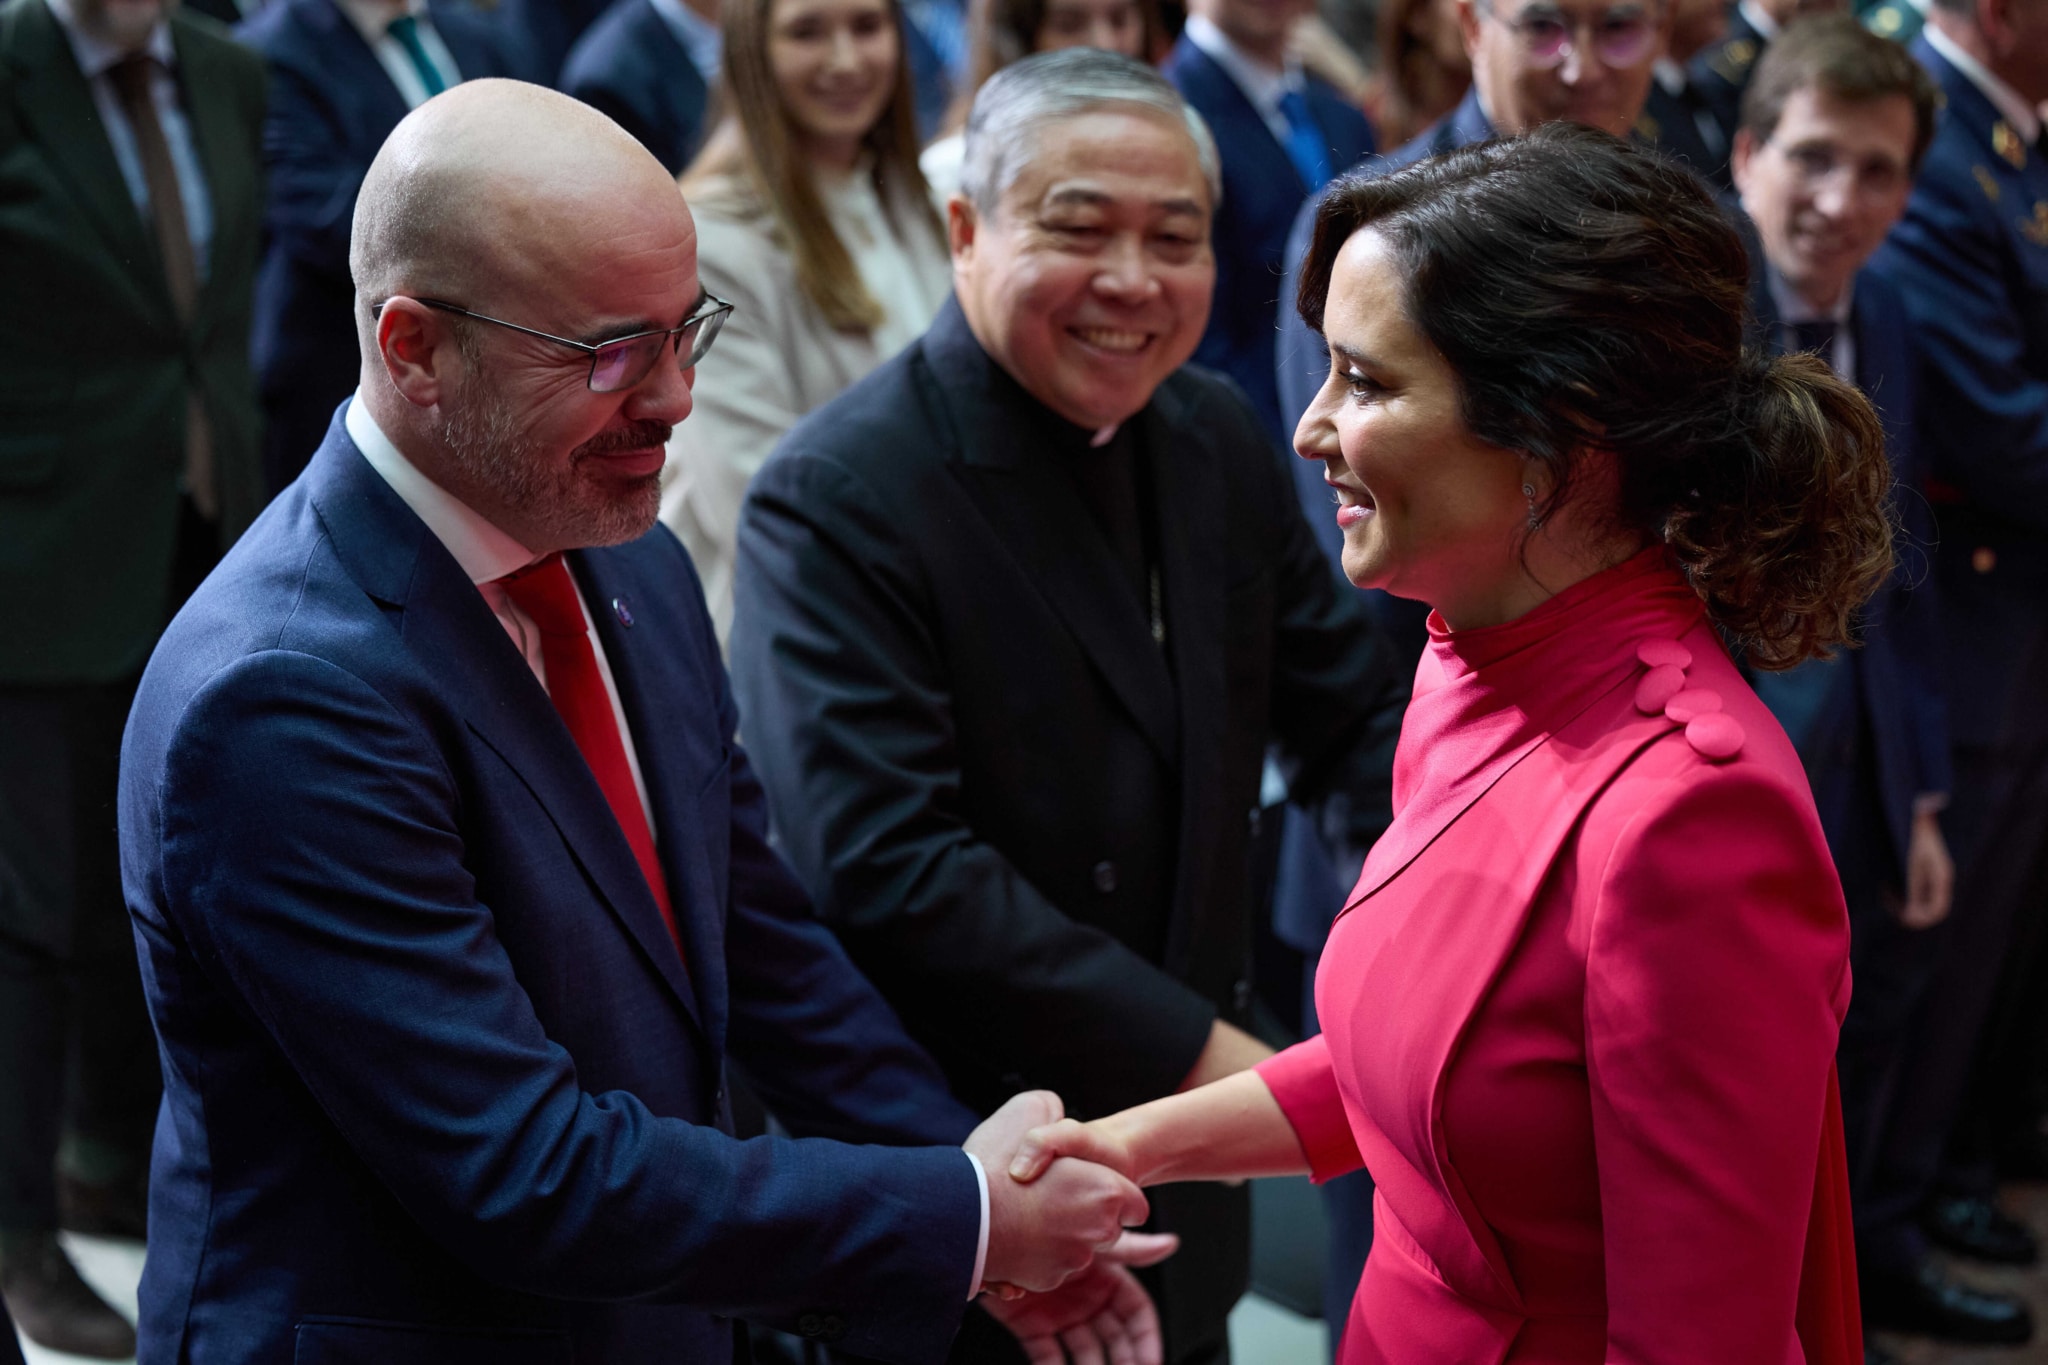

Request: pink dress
left=1257, top=550, right=1861, bottom=1364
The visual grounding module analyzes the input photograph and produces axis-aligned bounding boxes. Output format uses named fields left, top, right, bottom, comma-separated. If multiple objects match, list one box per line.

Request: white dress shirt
left=1738, top=0, right=1780, bottom=42
left=45, top=0, right=214, bottom=277
left=335, top=0, right=463, bottom=110
left=647, top=0, right=721, bottom=83
left=1767, top=268, right=1856, bottom=381
left=347, top=393, right=992, bottom=1296
left=1182, top=12, right=1309, bottom=152
left=1925, top=20, right=2042, bottom=143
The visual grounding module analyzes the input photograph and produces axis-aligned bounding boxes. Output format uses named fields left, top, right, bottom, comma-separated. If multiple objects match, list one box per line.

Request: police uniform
left=1862, top=26, right=2048, bottom=1293
left=1686, top=0, right=1771, bottom=158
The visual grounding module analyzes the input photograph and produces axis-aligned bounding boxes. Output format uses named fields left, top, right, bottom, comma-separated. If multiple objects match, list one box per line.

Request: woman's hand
left=1007, top=1118, right=1139, bottom=1186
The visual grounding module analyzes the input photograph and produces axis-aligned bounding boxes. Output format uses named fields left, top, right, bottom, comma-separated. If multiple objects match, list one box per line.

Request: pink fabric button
left=1686, top=711, right=1745, bottom=760
left=1663, top=689, right=1723, bottom=724
left=1635, top=639, right=1693, bottom=670
left=1634, top=664, right=1687, bottom=715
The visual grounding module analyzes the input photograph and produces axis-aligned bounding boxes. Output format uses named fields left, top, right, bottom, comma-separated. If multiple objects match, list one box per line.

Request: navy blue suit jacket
left=560, top=0, right=709, bottom=175
left=236, top=0, right=518, bottom=491
left=1686, top=4, right=1768, bottom=164
left=1870, top=38, right=2048, bottom=749
left=1750, top=270, right=1952, bottom=878
left=1639, top=66, right=1729, bottom=187
left=1164, top=36, right=1375, bottom=447
left=118, top=409, right=983, bottom=1365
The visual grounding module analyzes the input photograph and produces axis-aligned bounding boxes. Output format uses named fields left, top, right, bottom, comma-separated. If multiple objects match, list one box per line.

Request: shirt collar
left=333, top=0, right=430, bottom=48
left=345, top=392, right=539, bottom=584
left=44, top=0, right=174, bottom=79
left=1737, top=0, right=1780, bottom=41
left=1766, top=264, right=1853, bottom=326
left=1925, top=20, right=2042, bottom=144
left=646, top=0, right=722, bottom=82
left=1653, top=57, right=1685, bottom=95
left=1183, top=13, right=1301, bottom=116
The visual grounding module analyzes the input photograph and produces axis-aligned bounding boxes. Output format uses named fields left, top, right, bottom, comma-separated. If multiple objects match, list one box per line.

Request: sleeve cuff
left=965, top=1152, right=990, bottom=1300
left=1255, top=1036, right=1364, bottom=1183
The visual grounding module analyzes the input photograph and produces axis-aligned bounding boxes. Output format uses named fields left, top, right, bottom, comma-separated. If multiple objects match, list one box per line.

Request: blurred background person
left=1164, top=0, right=1376, bottom=448
left=1861, top=0, right=2048, bottom=1347
left=660, top=0, right=951, bottom=645
left=559, top=0, right=720, bottom=174
left=237, top=0, right=520, bottom=491
left=1688, top=0, right=1844, bottom=167
left=1369, top=0, right=1468, bottom=144
left=1729, top=18, right=2029, bottom=1355
left=0, top=0, right=266, bottom=1352
left=1638, top=0, right=1728, bottom=181
left=920, top=0, right=1162, bottom=194
left=731, top=49, right=1406, bottom=1364
left=498, top=0, right=612, bottom=81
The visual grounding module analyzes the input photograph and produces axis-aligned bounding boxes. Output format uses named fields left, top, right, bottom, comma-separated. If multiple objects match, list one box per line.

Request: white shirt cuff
left=965, top=1152, right=991, bottom=1300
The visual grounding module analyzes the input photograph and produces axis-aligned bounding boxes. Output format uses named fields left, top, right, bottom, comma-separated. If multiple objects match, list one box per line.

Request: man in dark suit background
left=560, top=0, right=714, bottom=174
left=0, top=0, right=264, bottom=1350
left=1639, top=0, right=1731, bottom=181
left=236, top=0, right=518, bottom=493
left=732, top=50, right=1407, bottom=1365
left=1863, top=0, right=2048, bottom=1345
left=1731, top=18, right=2035, bottom=1355
left=1163, top=0, right=1375, bottom=447
left=120, top=79, right=1165, bottom=1365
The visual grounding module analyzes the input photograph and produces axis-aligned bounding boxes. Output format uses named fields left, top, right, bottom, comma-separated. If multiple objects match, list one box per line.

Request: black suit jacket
left=731, top=298, right=1404, bottom=1353
left=560, top=0, right=709, bottom=175
left=0, top=0, right=266, bottom=685
left=1639, top=65, right=1730, bottom=187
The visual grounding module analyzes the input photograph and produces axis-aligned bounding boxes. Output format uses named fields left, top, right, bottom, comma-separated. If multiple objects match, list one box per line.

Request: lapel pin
left=612, top=597, right=635, bottom=628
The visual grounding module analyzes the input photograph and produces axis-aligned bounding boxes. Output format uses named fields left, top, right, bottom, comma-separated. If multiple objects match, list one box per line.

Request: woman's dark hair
left=1296, top=122, right=1893, bottom=669
left=942, top=0, right=1164, bottom=133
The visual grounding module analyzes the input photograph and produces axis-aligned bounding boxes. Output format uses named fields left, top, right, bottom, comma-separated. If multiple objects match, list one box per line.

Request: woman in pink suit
left=1006, top=123, right=1891, bottom=1364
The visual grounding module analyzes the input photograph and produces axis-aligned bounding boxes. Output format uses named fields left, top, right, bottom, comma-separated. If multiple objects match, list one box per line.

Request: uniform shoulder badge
left=1710, top=38, right=1756, bottom=81
left=1974, top=164, right=2003, bottom=203
left=1635, top=113, right=1660, bottom=141
left=2021, top=202, right=2048, bottom=248
left=1870, top=5, right=1901, bottom=31
left=1993, top=121, right=2028, bottom=169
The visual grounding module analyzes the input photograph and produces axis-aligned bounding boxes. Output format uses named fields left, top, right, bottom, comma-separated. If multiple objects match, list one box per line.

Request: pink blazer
left=1259, top=553, right=1861, bottom=1365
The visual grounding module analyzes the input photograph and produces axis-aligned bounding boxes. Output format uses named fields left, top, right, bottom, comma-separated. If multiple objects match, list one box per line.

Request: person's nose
left=1092, top=235, right=1158, bottom=301
left=1084, top=15, right=1118, bottom=46
left=824, top=25, right=860, bottom=72
left=1294, top=371, right=1341, bottom=464
left=629, top=351, right=695, bottom=426
left=1810, top=173, right=1852, bottom=220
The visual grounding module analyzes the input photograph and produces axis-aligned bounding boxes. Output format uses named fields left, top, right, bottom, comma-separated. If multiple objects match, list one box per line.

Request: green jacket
left=0, top=0, right=265, bottom=684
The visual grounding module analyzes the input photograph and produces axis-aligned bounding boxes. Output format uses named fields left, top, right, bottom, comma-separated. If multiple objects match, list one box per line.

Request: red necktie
left=497, top=554, right=679, bottom=953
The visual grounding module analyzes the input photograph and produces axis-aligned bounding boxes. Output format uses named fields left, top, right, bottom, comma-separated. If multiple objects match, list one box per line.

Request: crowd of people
left=0, top=0, right=2043, bottom=1358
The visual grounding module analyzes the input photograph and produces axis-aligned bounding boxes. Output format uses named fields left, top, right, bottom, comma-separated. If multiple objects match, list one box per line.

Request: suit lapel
left=300, top=0, right=412, bottom=129
left=4, top=0, right=161, bottom=303
left=172, top=19, right=253, bottom=319
left=923, top=307, right=1181, bottom=763
left=574, top=551, right=728, bottom=1052
left=307, top=431, right=706, bottom=1039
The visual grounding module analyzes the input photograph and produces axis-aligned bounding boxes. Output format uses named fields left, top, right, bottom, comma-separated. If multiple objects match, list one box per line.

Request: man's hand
left=968, top=1093, right=1152, bottom=1293
left=1899, top=807, right=1954, bottom=930
left=982, top=1247, right=1176, bottom=1365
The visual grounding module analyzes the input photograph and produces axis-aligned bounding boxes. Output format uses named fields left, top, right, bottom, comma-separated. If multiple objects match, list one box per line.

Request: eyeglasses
left=374, top=293, right=736, bottom=392
left=1478, top=0, right=1661, bottom=70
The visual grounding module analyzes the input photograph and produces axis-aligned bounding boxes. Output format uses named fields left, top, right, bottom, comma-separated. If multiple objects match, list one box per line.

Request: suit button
left=1092, top=860, right=1118, bottom=893
left=1973, top=546, right=1997, bottom=574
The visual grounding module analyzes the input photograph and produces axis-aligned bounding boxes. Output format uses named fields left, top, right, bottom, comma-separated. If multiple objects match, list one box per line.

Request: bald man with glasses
left=116, top=80, right=1169, bottom=1365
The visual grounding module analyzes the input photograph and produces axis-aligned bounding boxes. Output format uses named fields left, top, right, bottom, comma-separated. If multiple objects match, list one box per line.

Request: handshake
left=963, top=1091, right=1171, bottom=1365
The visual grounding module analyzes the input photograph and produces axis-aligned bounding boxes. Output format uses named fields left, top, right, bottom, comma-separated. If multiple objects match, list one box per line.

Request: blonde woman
left=661, top=0, right=950, bottom=644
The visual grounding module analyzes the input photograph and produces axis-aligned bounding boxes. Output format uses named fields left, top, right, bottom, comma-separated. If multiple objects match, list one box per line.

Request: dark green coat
left=0, top=0, right=264, bottom=684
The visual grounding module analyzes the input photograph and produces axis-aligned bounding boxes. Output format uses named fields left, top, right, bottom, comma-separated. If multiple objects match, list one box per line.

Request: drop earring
left=1523, top=482, right=1542, bottom=530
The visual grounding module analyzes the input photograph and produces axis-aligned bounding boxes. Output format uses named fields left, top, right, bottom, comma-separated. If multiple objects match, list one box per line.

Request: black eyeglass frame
left=372, top=292, right=736, bottom=392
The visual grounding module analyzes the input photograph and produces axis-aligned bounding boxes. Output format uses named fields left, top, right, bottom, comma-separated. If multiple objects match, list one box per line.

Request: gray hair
left=959, top=48, right=1222, bottom=214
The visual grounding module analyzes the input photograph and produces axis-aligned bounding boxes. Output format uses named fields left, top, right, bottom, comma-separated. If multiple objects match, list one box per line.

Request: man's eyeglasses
left=1478, top=0, right=1661, bottom=70
left=374, top=293, right=736, bottom=393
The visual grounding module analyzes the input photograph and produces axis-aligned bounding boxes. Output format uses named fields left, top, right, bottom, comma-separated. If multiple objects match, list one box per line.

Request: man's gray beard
left=437, top=377, right=662, bottom=550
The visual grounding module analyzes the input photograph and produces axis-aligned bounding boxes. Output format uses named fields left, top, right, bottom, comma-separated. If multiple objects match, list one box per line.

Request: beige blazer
left=660, top=173, right=952, bottom=646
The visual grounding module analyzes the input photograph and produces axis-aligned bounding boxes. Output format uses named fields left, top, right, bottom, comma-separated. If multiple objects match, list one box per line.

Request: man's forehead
left=1775, top=88, right=1917, bottom=154
left=1005, top=114, right=1210, bottom=212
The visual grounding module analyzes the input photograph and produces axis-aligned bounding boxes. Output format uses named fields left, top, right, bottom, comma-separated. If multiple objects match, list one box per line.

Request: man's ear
left=1729, top=127, right=1758, bottom=198
left=1454, top=0, right=1482, bottom=61
left=375, top=295, right=455, bottom=410
left=947, top=193, right=978, bottom=261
